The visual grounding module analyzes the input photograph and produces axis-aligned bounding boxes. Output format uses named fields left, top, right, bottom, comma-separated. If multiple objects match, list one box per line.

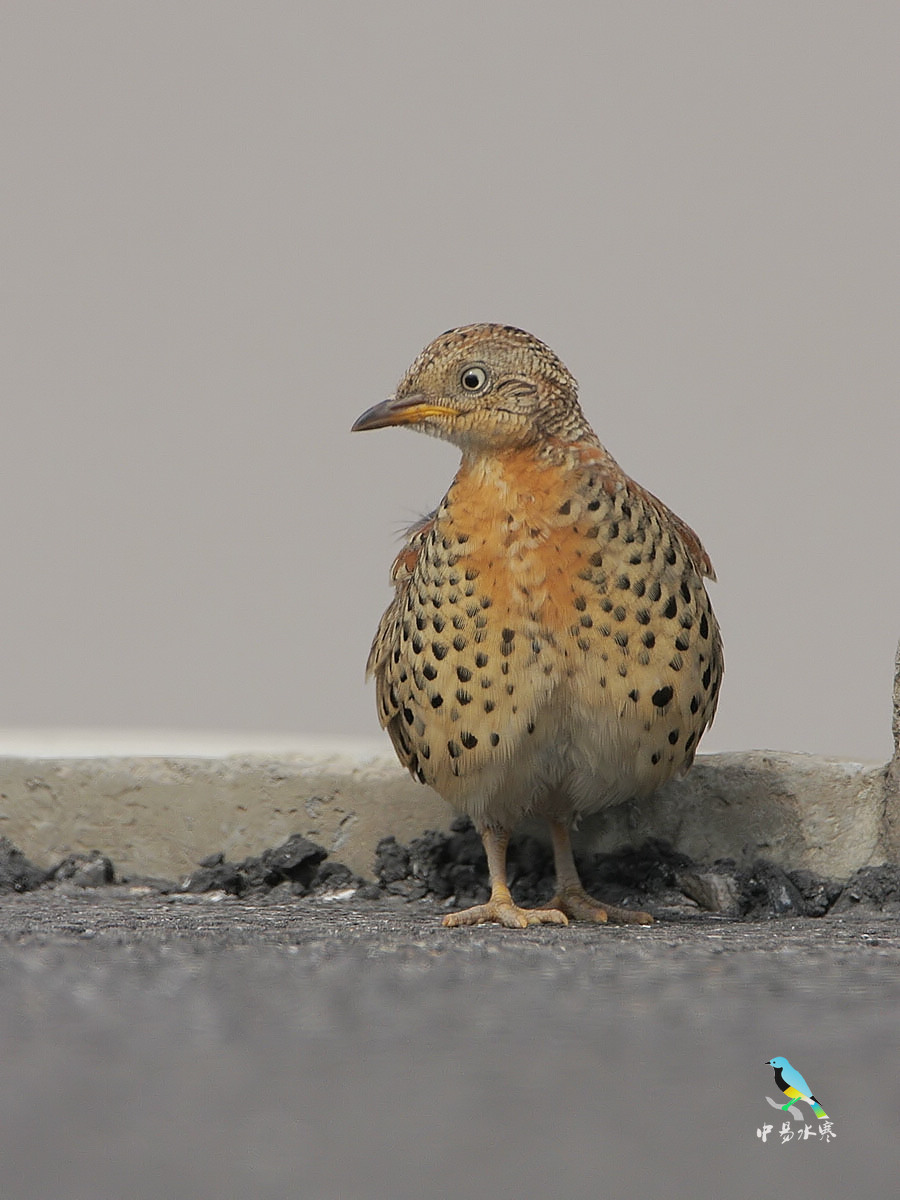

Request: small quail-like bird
left=353, top=324, right=723, bottom=928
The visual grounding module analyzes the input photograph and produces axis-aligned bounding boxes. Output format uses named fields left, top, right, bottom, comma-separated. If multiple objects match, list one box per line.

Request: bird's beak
left=351, top=393, right=457, bottom=432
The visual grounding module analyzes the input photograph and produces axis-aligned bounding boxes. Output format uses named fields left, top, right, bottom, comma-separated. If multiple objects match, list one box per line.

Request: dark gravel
left=5, top=819, right=898, bottom=920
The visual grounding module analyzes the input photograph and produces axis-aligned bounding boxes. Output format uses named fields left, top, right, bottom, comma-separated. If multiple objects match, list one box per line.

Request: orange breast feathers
left=435, top=448, right=604, bottom=628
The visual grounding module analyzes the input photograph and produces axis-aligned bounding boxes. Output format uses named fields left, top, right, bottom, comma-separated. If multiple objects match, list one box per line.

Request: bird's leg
left=545, top=820, right=653, bottom=925
left=781, top=1098, right=801, bottom=1110
left=442, top=826, right=568, bottom=928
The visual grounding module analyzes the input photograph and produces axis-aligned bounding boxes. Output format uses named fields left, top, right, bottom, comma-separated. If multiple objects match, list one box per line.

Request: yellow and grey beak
left=351, top=393, right=456, bottom=432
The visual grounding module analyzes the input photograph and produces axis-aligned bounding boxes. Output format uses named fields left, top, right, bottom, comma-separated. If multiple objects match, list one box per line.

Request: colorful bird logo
left=765, top=1057, right=828, bottom=1119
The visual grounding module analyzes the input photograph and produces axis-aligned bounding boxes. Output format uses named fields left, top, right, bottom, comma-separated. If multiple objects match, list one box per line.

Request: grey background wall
left=1, top=3, right=897, bottom=760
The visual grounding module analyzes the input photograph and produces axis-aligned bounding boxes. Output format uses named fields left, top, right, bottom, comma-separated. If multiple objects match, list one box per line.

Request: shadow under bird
left=353, top=324, right=723, bottom=928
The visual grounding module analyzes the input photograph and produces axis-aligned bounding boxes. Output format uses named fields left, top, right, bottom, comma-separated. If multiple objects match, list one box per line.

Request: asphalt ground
left=1, top=887, right=898, bottom=1200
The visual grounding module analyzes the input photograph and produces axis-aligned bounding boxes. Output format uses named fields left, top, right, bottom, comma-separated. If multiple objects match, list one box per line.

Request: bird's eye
left=460, top=365, right=489, bottom=392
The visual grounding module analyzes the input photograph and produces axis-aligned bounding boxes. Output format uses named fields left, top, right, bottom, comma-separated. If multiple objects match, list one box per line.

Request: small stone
left=182, top=862, right=244, bottom=895
left=832, top=864, right=900, bottom=913
left=676, top=869, right=742, bottom=917
left=51, top=852, right=115, bottom=888
left=374, top=836, right=411, bottom=885
left=785, top=869, right=842, bottom=917
left=738, top=860, right=808, bottom=918
left=312, top=861, right=364, bottom=893
left=258, top=835, right=328, bottom=888
left=0, top=838, right=49, bottom=892
left=354, top=883, right=384, bottom=901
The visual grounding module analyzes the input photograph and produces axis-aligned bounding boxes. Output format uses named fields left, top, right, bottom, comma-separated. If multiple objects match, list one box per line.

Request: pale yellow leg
left=442, top=827, right=568, bottom=929
left=546, top=820, right=653, bottom=925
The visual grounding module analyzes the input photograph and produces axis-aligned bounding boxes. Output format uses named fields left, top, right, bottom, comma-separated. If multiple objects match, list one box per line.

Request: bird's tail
left=810, top=1100, right=828, bottom=1119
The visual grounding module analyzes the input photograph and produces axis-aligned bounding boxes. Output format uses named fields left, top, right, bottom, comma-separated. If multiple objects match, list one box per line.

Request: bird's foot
left=443, top=897, right=568, bottom=929
left=548, top=885, right=653, bottom=925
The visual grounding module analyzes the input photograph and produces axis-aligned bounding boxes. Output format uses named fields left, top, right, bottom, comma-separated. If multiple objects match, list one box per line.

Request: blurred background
left=1, top=2, right=897, bottom=760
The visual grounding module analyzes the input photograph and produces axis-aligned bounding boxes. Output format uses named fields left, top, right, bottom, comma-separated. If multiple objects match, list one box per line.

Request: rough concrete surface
left=882, top=640, right=900, bottom=860
left=1, top=888, right=899, bottom=1200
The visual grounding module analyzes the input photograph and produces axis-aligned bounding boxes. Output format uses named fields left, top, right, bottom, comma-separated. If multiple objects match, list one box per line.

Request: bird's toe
left=443, top=900, right=568, bottom=929
left=549, top=887, right=653, bottom=925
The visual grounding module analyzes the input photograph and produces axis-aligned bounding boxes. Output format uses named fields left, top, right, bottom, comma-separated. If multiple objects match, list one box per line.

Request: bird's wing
left=366, top=510, right=437, bottom=681
left=366, top=511, right=437, bottom=778
left=782, top=1064, right=814, bottom=1098
left=568, top=445, right=724, bottom=773
left=625, top=480, right=717, bottom=582
left=571, top=444, right=717, bottom=582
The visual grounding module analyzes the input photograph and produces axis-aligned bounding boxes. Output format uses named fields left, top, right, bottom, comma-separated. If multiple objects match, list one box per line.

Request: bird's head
left=352, top=324, right=595, bottom=454
left=765, top=1057, right=789, bottom=1068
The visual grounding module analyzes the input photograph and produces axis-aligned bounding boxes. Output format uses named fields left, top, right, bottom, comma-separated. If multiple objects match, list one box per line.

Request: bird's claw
left=443, top=900, right=568, bottom=929
left=548, top=887, right=654, bottom=925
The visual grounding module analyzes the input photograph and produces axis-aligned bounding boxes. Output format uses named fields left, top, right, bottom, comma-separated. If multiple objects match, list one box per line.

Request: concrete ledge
left=0, top=741, right=892, bottom=882
left=588, top=751, right=888, bottom=880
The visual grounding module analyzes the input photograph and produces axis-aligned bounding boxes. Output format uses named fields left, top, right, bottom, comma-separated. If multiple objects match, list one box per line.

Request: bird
left=765, top=1057, right=828, bottom=1118
left=352, top=323, right=723, bottom=928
